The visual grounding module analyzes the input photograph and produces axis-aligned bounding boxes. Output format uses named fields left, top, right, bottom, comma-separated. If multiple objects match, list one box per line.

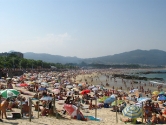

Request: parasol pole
left=37, top=92, right=39, bottom=118
left=0, top=95, right=1, bottom=115
left=115, top=97, right=118, bottom=123
left=95, top=95, right=97, bottom=120
left=20, top=97, right=23, bottom=117
left=29, top=98, right=32, bottom=122
left=141, top=102, right=144, bottom=123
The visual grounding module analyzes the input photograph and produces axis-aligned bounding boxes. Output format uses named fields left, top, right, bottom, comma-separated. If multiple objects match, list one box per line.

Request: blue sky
left=0, top=0, right=166, bottom=58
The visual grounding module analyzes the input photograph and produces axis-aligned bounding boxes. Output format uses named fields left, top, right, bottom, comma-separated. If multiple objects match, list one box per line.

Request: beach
left=0, top=69, right=166, bottom=125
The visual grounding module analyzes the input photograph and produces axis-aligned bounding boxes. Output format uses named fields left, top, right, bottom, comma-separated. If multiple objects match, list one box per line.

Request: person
left=22, top=101, right=30, bottom=116
left=40, top=105, right=49, bottom=116
left=144, top=103, right=149, bottom=122
left=151, top=113, right=158, bottom=124
left=33, top=101, right=40, bottom=111
left=157, top=112, right=165, bottom=124
left=0, top=98, right=9, bottom=119
left=120, top=117, right=137, bottom=124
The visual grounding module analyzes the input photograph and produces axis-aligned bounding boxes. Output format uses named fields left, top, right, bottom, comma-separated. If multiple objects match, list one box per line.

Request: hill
left=83, top=49, right=166, bottom=65
left=24, top=52, right=82, bottom=64
left=23, top=49, right=166, bottom=65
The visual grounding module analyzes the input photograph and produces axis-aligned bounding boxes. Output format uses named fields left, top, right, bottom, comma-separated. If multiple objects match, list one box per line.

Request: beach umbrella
left=122, top=105, right=142, bottom=119
left=129, top=89, right=138, bottom=93
left=104, top=97, right=116, bottom=104
left=38, top=87, right=47, bottom=91
left=0, top=89, right=20, bottom=99
left=72, top=88, right=79, bottom=91
left=78, top=83, right=82, bottom=87
left=152, top=91, right=159, bottom=95
left=41, top=82, right=48, bottom=87
left=111, top=100, right=124, bottom=106
left=52, top=89, right=60, bottom=94
left=16, top=83, right=28, bottom=87
left=158, top=95, right=166, bottom=101
left=99, top=96, right=109, bottom=103
left=159, top=91, right=165, bottom=95
left=137, top=97, right=151, bottom=102
left=40, top=96, right=52, bottom=101
left=110, top=94, right=117, bottom=98
left=54, top=83, right=60, bottom=86
left=63, top=104, right=78, bottom=117
left=80, top=89, right=90, bottom=95
left=135, top=102, right=143, bottom=107
left=92, top=87, right=98, bottom=91
left=66, top=85, right=73, bottom=89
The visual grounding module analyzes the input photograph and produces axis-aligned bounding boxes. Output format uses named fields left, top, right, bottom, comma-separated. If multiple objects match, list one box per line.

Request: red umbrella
left=80, top=89, right=90, bottom=95
left=16, top=83, right=28, bottom=87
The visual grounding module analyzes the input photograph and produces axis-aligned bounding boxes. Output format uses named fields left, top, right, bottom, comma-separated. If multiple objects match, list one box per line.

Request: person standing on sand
left=0, top=98, right=9, bottom=119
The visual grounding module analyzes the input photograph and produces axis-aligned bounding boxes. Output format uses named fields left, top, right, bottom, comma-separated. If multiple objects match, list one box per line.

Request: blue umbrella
left=38, top=87, right=47, bottom=91
left=40, top=96, right=52, bottom=101
left=137, top=97, right=151, bottom=102
left=104, top=97, right=116, bottom=104
left=158, top=95, right=166, bottom=101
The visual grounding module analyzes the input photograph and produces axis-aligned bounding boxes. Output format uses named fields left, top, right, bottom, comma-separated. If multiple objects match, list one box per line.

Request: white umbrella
left=66, top=85, right=73, bottom=89
left=41, top=82, right=48, bottom=87
left=54, top=83, right=60, bottom=86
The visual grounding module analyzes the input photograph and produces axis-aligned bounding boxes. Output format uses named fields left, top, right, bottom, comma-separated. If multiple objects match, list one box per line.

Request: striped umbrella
left=122, top=105, right=142, bottom=119
left=0, top=89, right=20, bottom=99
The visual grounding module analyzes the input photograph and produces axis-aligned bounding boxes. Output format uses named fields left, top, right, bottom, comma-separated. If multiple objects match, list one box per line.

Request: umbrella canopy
left=152, top=91, right=159, bottom=95
left=16, top=83, right=28, bottom=87
left=0, top=89, right=20, bottom=99
left=92, top=87, right=98, bottom=91
left=137, top=97, right=151, bottom=102
left=80, top=89, right=90, bottom=95
left=40, top=96, right=52, bottom=101
left=111, top=100, right=124, bottom=106
left=110, top=94, right=117, bottom=98
left=41, top=82, right=48, bottom=87
left=122, top=105, right=142, bottom=119
left=66, top=85, right=73, bottom=89
left=158, top=95, right=166, bottom=101
left=38, top=87, right=47, bottom=91
left=159, top=91, right=165, bottom=95
left=54, top=83, right=60, bottom=86
left=99, top=96, right=109, bottom=103
left=104, top=97, right=116, bottom=104
left=52, top=89, right=60, bottom=94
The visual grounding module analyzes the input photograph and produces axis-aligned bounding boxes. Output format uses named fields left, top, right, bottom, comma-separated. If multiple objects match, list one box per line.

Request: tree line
left=0, top=54, right=78, bottom=70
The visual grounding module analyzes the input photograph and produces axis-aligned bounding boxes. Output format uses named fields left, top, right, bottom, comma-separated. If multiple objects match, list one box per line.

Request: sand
left=1, top=69, right=166, bottom=125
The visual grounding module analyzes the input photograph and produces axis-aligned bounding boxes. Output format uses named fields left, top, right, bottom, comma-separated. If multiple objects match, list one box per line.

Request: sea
left=127, top=69, right=166, bottom=83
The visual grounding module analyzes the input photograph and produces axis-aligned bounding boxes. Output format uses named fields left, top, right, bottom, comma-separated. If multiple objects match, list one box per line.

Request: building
left=0, top=51, right=24, bottom=58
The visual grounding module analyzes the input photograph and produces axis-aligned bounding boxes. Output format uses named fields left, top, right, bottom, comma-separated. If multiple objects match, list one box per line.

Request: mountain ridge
left=23, top=49, right=166, bottom=65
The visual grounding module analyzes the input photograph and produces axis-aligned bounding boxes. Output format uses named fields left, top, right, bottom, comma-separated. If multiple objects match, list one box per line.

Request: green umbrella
left=111, top=100, right=124, bottom=106
left=0, top=89, right=20, bottom=99
left=159, top=91, right=165, bottom=95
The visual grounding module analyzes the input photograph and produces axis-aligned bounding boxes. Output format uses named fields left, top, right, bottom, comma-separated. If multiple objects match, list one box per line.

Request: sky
left=0, top=0, right=166, bottom=58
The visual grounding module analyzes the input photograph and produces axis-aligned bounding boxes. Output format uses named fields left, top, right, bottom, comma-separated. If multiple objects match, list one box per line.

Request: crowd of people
left=0, top=69, right=166, bottom=124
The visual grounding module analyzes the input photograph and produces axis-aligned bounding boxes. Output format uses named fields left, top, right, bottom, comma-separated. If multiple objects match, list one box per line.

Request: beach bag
left=12, top=113, right=21, bottom=119
left=104, top=103, right=109, bottom=108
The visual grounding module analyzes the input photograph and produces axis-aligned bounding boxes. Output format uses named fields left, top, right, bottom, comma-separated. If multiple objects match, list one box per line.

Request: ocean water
left=129, top=69, right=166, bottom=82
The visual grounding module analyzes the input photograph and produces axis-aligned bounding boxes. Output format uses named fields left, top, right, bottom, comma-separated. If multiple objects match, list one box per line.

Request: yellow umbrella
left=152, top=91, right=159, bottom=95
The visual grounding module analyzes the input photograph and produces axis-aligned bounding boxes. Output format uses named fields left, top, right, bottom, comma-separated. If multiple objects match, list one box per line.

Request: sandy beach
left=0, top=69, right=166, bottom=125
